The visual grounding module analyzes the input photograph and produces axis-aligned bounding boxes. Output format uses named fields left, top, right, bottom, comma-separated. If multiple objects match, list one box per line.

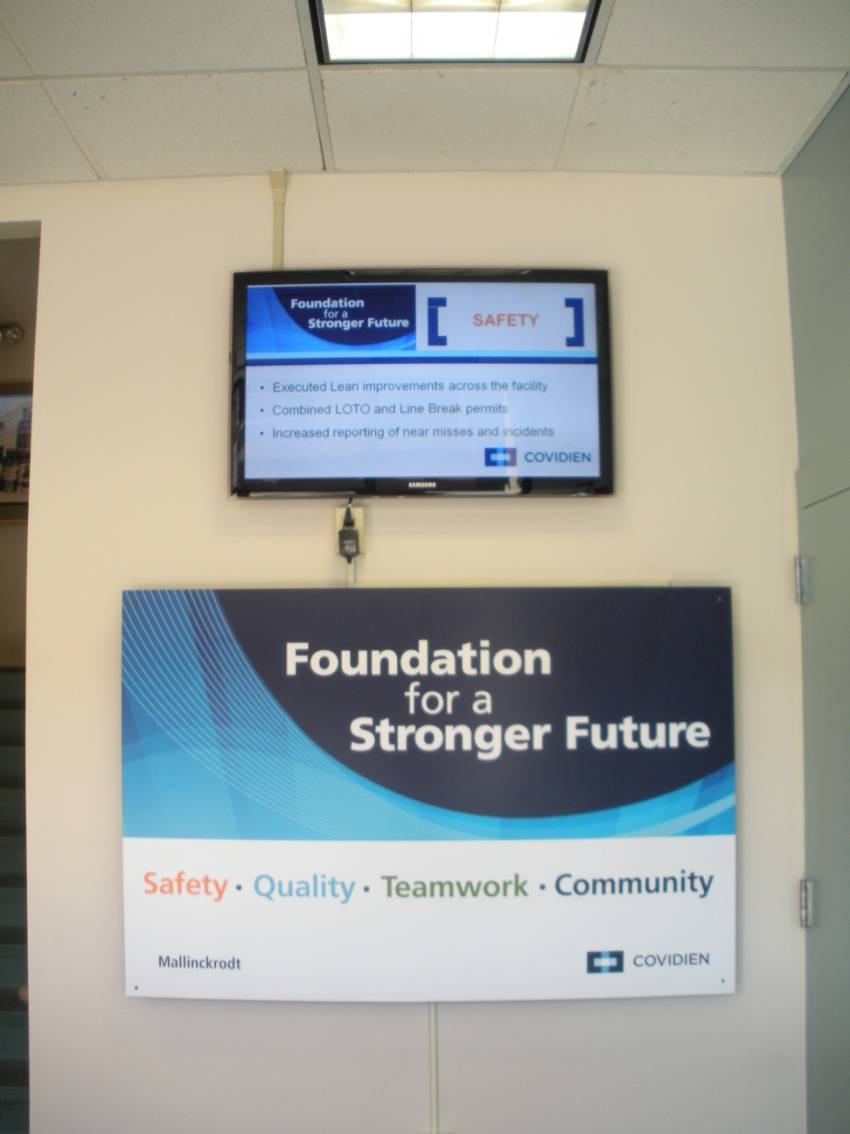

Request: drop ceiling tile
left=559, top=68, right=847, bottom=174
left=49, top=72, right=323, bottom=179
left=0, top=0, right=305, bottom=74
left=0, top=81, right=96, bottom=183
left=598, top=0, right=850, bottom=69
left=0, top=22, right=31, bottom=75
left=324, top=67, right=581, bottom=171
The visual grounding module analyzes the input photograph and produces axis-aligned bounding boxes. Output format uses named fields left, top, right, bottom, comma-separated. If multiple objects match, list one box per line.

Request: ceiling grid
left=0, top=0, right=846, bottom=184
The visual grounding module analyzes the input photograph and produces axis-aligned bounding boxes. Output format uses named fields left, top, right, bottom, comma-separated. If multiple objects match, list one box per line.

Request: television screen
left=231, top=269, right=612, bottom=497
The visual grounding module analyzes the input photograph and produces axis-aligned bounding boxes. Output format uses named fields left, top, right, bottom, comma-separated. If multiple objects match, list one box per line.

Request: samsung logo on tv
left=408, top=481, right=437, bottom=488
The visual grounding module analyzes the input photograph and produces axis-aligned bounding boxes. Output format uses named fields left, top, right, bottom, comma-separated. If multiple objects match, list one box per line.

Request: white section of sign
left=124, top=836, right=735, bottom=1002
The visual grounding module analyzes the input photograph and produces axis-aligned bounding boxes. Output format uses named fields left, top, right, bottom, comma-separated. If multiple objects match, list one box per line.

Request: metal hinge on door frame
left=794, top=554, right=810, bottom=604
left=800, top=879, right=815, bottom=928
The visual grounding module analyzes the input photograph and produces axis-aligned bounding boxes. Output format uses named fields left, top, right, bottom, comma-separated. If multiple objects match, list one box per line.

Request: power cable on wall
left=270, top=168, right=287, bottom=270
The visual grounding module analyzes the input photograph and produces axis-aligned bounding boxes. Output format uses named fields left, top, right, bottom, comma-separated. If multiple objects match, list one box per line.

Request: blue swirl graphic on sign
left=122, top=590, right=735, bottom=841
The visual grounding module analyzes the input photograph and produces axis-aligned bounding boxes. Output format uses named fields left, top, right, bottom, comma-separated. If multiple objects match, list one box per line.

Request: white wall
left=0, top=171, right=804, bottom=1134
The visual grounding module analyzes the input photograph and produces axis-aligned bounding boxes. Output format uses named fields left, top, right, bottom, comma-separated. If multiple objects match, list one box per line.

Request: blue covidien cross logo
left=587, top=950, right=625, bottom=974
left=484, top=447, right=517, bottom=468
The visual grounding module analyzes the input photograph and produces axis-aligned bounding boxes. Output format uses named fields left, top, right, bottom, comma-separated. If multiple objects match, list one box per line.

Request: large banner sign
left=122, top=588, right=736, bottom=1001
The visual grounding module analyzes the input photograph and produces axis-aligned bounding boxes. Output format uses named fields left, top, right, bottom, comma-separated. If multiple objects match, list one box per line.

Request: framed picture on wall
left=0, top=385, right=32, bottom=522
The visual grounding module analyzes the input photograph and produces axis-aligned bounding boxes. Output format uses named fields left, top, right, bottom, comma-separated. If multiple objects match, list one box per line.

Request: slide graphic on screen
left=242, top=281, right=604, bottom=481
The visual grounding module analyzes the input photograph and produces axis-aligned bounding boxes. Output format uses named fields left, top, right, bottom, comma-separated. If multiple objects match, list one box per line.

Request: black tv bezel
left=230, top=268, right=613, bottom=499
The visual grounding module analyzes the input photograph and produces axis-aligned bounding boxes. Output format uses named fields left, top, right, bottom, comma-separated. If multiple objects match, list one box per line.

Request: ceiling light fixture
left=311, top=0, right=600, bottom=64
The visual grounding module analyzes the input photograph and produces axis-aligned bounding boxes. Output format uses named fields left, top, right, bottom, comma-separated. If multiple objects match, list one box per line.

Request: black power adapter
left=338, top=498, right=361, bottom=564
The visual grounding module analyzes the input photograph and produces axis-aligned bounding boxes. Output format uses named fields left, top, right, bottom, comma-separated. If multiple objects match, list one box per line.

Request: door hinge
left=800, top=878, right=815, bottom=928
left=794, top=555, right=810, bottom=605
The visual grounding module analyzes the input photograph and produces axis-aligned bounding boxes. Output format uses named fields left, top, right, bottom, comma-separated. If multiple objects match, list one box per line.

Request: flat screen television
left=231, top=268, right=612, bottom=497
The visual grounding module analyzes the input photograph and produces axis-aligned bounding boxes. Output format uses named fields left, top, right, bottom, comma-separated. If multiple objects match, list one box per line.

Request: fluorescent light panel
left=317, top=0, right=595, bottom=62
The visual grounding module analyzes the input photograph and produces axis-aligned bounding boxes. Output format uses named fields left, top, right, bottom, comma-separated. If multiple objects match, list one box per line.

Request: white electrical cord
left=270, top=168, right=287, bottom=269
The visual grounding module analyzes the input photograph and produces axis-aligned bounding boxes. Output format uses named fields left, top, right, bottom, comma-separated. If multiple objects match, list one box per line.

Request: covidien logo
left=484, top=447, right=517, bottom=468
left=586, top=950, right=625, bottom=974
